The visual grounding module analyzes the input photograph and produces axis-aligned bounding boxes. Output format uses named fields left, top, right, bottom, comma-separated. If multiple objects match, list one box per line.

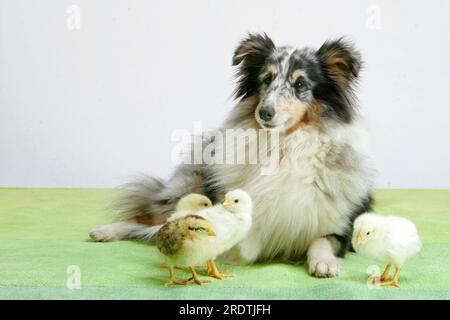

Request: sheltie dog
left=90, top=33, right=374, bottom=278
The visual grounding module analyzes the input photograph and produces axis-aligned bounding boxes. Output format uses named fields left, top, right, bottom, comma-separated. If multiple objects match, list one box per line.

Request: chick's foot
left=165, top=279, right=192, bottom=286
left=185, top=267, right=212, bottom=285
left=160, top=264, right=207, bottom=270
left=369, top=275, right=391, bottom=284
left=164, top=265, right=189, bottom=287
left=378, top=265, right=401, bottom=288
left=207, top=260, right=234, bottom=280
left=379, top=279, right=400, bottom=288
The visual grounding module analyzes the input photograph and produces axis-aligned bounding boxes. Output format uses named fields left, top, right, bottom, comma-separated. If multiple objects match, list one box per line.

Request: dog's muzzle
left=259, top=106, right=275, bottom=122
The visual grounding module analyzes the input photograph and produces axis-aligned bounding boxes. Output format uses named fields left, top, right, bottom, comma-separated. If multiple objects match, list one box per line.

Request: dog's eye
left=263, top=75, right=272, bottom=85
left=295, top=79, right=305, bottom=89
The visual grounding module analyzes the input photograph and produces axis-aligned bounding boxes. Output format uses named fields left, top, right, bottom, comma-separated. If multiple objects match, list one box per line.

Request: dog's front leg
left=89, top=219, right=158, bottom=242
left=307, top=237, right=340, bottom=278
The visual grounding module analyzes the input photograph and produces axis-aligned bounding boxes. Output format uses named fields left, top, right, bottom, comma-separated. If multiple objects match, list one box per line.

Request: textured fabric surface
left=0, top=188, right=449, bottom=300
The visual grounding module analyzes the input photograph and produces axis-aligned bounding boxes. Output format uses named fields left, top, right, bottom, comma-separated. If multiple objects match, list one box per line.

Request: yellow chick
left=157, top=190, right=253, bottom=283
left=169, top=194, right=213, bottom=221
left=136, top=194, right=213, bottom=243
left=352, top=213, right=422, bottom=287
left=155, top=215, right=217, bottom=286
left=171, top=189, right=253, bottom=280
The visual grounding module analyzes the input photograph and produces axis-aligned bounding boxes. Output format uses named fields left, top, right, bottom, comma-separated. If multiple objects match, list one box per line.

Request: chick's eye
left=366, top=231, right=370, bottom=235
left=234, top=199, right=239, bottom=203
left=190, top=227, right=205, bottom=232
left=203, top=203, right=208, bottom=207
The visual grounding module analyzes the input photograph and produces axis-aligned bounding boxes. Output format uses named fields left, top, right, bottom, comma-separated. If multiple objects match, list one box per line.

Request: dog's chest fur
left=212, top=122, right=373, bottom=261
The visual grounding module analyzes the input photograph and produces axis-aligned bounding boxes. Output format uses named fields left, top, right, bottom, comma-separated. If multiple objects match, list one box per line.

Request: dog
left=90, top=33, right=374, bottom=278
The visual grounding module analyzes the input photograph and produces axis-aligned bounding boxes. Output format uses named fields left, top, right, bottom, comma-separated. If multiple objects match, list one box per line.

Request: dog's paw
left=308, top=258, right=340, bottom=278
left=89, top=224, right=118, bottom=242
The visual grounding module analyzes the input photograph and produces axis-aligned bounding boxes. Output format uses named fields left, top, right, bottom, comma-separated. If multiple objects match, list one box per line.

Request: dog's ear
left=316, top=38, right=362, bottom=87
left=313, top=38, right=362, bottom=123
left=232, top=33, right=275, bottom=66
left=232, top=33, right=275, bottom=99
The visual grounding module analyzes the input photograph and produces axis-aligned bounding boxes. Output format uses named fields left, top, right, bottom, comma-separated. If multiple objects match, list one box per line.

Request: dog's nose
left=259, top=106, right=275, bottom=122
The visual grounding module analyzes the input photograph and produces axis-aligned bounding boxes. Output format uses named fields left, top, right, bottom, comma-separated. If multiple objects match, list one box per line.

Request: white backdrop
left=1, top=0, right=449, bottom=188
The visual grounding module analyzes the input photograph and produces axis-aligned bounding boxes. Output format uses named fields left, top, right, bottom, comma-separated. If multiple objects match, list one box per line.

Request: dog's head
left=232, top=33, right=362, bottom=132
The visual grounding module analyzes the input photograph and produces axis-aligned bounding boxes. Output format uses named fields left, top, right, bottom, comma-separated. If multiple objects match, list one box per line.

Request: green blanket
left=0, top=188, right=449, bottom=300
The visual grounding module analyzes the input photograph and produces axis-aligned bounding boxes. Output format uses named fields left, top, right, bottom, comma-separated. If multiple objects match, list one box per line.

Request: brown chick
left=155, top=215, right=217, bottom=286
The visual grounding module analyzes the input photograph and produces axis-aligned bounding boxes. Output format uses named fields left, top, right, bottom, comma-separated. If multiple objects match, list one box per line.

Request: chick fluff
left=155, top=215, right=217, bottom=286
left=352, top=213, right=422, bottom=287
left=174, top=193, right=213, bottom=214
left=202, top=189, right=253, bottom=279
left=156, top=189, right=253, bottom=285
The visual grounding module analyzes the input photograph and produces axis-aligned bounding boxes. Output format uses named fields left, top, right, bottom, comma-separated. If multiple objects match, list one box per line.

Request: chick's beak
left=223, top=200, right=232, bottom=208
left=356, top=233, right=364, bottom=245
left=207, top=229, right=216, bottom=236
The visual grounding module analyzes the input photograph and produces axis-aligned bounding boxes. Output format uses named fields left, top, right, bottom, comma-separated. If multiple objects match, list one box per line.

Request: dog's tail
left=113, top=164, right=210, bottom=227
left=92, top=136, right=221, bottom=243
left=126, top=224, right=163, bottom=243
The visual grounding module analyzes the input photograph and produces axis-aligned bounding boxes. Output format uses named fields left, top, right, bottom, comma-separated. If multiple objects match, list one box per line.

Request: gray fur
left=125, top=225, right=162, bottom=242
left=115, top=165, right=208, bottom=222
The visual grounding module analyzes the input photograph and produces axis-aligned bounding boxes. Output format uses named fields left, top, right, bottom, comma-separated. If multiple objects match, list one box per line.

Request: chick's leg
left=165, top=266, right=211, bottom=286
left=160, top=264, right=207, bottom=270
left=369, top=263, right=391, bottom=283
left=381, top=264, right=392, bottom=281
left=164, top=265, right=187, bottom=286
left=380, top=265, right=401, bottom=288
left=207, top=260, right=234, bottom=280
left=185, top=267, right=212, bottom=285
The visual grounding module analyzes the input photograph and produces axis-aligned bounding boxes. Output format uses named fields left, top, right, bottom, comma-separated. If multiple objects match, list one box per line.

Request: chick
left=131, top=194, right=213, bottom=244
left=207, top=189, right=253, bottom=279
left=167, top=189, right=253, bottom=280
left=158, top=194, right=213, bottom=270
left=352, top=213, right=422, bottom=287
left=155, top=215, right=217, bottom=286
left=172, top=194, right=213, bottom=217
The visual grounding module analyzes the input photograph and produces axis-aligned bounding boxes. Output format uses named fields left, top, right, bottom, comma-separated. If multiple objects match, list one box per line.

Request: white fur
left=90, top=115, right=374, bottom=278
left=89, top=221, right=145, bottom=242
left=307, top=238, right=340, bottom=277
left=213, top=118, right=374, bottom=266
